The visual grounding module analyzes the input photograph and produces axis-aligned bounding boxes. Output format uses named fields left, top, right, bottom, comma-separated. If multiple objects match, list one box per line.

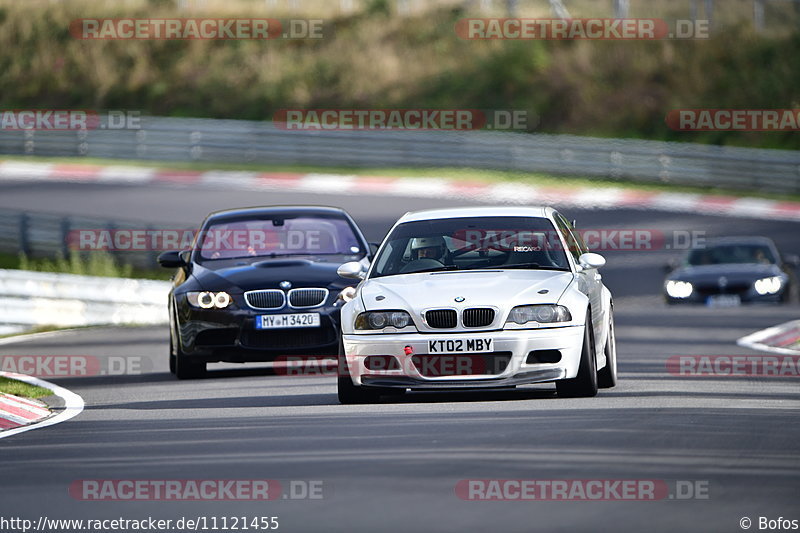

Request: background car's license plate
left=706, top=295, right=742, bottom=307
left=428, top=338, right=493, bottom=353
left=256, top=313, right=321, bottom=329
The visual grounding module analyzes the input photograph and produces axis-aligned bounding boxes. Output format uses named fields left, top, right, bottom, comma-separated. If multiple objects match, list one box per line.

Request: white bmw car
left=336, top=206, right=616, bottom=403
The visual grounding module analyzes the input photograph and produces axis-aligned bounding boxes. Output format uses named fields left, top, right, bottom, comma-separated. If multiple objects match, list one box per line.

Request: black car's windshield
left=197, top=215, right=364, bottom=261
left=370, top=216, right=570, bottom=278
left=686, top=244, right=777, bottom=266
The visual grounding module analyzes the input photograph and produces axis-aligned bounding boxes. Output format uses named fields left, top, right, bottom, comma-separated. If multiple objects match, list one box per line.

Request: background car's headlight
left=754, top=276, right=782, bottom=295
left=186, top=291, right=233, bottom=309
left=355, top=310, right=413, bottom=330
left=506, top=305, right=572, bottom=325
left=665, top=280, right=693, bottom=298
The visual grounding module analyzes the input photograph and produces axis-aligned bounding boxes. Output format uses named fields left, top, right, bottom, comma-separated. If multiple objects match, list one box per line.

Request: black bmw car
left=664, top=236, right=799, bottom=306
left=158, top=206, right=371, bottom=378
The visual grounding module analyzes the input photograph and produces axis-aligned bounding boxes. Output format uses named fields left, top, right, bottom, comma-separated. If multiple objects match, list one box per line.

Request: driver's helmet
left=411, top=236, right=446, bottom=260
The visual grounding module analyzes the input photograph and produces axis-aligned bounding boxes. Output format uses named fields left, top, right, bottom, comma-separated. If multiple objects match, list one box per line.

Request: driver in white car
left=411, top=236, right=448, bottom=261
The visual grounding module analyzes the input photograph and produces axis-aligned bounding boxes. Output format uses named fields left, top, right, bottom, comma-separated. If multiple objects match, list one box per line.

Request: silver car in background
left=336, top=206, right=617, bottom=403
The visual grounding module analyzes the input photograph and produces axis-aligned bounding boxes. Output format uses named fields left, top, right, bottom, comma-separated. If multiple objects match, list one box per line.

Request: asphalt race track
left=1, top=180, right=799, bottom=532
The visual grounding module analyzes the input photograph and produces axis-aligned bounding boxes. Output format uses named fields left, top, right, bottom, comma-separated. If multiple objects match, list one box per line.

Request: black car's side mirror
left=158, top=250, right=188, bottom=268
left=368, top=242, right=380, bottom=259
left=663, top=259, right=678, bottom=273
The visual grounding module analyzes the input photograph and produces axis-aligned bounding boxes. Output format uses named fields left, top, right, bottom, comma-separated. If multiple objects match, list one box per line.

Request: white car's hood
left=360, top=270, right=574, bottom=312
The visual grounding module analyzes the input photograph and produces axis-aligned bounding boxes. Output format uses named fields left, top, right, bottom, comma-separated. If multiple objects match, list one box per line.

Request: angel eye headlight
left=187, top=291, right=233, bottom=309
left=355, top=311, right=414, bottom=331
left=506, top=305, right=571, bottom=326
left=754, top=276, right=782, bottom=295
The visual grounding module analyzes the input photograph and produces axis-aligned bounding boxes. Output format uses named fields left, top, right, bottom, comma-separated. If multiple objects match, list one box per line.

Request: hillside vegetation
left=1, top=0, right=797, bottom=149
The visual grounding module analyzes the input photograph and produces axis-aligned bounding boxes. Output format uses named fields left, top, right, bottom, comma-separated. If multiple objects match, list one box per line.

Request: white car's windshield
left=370, top=216, right=571, bottom=278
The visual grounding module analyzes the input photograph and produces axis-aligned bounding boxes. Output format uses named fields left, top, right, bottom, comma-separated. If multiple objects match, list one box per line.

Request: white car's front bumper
left=342, top=326, right=585, bottom=389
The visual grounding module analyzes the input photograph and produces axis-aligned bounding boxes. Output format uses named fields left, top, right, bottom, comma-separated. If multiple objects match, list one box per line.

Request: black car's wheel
left=169, top=336, right=177, bottom=375
left=597, top=309, right=617, bottom=389
left=175, top=353, right=206, bottom=380
left=172, top=331, right=205, bottom=380
left=556, top=311, right=599, bottom=398
left=337, top=339, right=381, bottom=404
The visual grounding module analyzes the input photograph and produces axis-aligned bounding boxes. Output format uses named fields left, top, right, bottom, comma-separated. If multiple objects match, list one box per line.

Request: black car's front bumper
left=176, top=305, right=341, bottom=362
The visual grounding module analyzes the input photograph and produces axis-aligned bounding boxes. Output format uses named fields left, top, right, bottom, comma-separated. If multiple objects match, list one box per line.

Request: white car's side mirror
left=578, top=252, right=606, bottom=270
left=337, top=261, right=365, bottom=280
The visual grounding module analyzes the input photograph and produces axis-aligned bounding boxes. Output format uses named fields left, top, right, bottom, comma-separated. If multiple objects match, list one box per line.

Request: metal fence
left=1, top=116, right=799, bottom=195
left=0, top=208, right=174, bottom=269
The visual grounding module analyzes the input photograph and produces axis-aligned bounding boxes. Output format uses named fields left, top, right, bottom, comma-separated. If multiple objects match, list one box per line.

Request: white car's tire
left=597, top=309, right=617, bottom=389
left=556, top=311, right=599, bottom=398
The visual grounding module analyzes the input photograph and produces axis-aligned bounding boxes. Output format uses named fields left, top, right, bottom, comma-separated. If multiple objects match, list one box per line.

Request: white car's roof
left=398, top=206, right=553, bottom=223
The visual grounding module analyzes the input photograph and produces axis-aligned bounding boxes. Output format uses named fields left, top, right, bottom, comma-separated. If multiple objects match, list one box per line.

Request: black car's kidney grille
left=288, top=288, right=328, bottom=308
left=425, top=309, right=458, bottom=329
left=240, top=328, right=336, bottom=349
left=462, top=308, right=495, bottom=327
left=245, top=290, right=285, bottom=310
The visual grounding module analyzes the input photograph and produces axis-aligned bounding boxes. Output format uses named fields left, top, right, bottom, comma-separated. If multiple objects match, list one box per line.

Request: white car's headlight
left=506, top=305, right=572, bottom=325
left=665, top=280, right=693, bottom=298
left=355, top=310, right=413, bottom=330
left=187, top=291, right=233, bottom=309
left=754, top=276, right=782, bottom=295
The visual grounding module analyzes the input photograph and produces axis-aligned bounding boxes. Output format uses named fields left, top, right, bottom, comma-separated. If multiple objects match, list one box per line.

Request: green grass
left=0, top=377, right=52, bottom=400
left=0, top=250, right=171, bottom=280
left=4, top=155, right=800, bottom=203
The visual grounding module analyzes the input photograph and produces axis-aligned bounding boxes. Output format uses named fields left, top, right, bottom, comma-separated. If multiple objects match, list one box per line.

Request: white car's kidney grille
left=245, top=290, right=285, bottom=310
left=463, top=308, right=495, bottom=327
left=425, top=309, right=457, bottom=328
left=288, top=288, right=328, bottom=308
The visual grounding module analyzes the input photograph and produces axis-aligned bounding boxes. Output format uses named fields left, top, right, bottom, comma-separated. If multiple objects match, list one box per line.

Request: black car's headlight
left=186, top=291, right=232, bottom=309
left=355, top=310, right=414, bottom=330
left=754, top=276, right=782, bottom=295
left=506, top=305, right=572, bottom=325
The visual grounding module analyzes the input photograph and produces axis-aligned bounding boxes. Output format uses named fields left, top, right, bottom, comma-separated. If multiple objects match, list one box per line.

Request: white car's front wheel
left=597, top=309, right=617, bottom=389
left=556, top=311, right=599, bottom=398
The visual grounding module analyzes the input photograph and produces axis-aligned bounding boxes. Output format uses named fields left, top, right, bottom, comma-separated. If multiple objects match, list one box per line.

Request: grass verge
left=0, top=376, right=52, bottom=400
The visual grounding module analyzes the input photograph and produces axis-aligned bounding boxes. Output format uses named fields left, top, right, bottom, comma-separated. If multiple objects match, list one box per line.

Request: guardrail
left=0, top=269, right=170, bottom=335
left=1, top=116, right=798, bottom=195
left=0, top=207, right=176, bottom=269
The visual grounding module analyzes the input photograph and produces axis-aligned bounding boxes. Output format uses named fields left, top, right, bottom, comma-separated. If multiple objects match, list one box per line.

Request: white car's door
left=554, top=213, right=605, bottom=337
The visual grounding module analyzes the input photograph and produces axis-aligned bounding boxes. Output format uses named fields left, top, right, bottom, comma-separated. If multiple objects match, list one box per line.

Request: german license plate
left=706, top=295, right=741, bottom=308
left=256, top=313, right=320, bottom=329
left=428, top=338, right=493, bottom=353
